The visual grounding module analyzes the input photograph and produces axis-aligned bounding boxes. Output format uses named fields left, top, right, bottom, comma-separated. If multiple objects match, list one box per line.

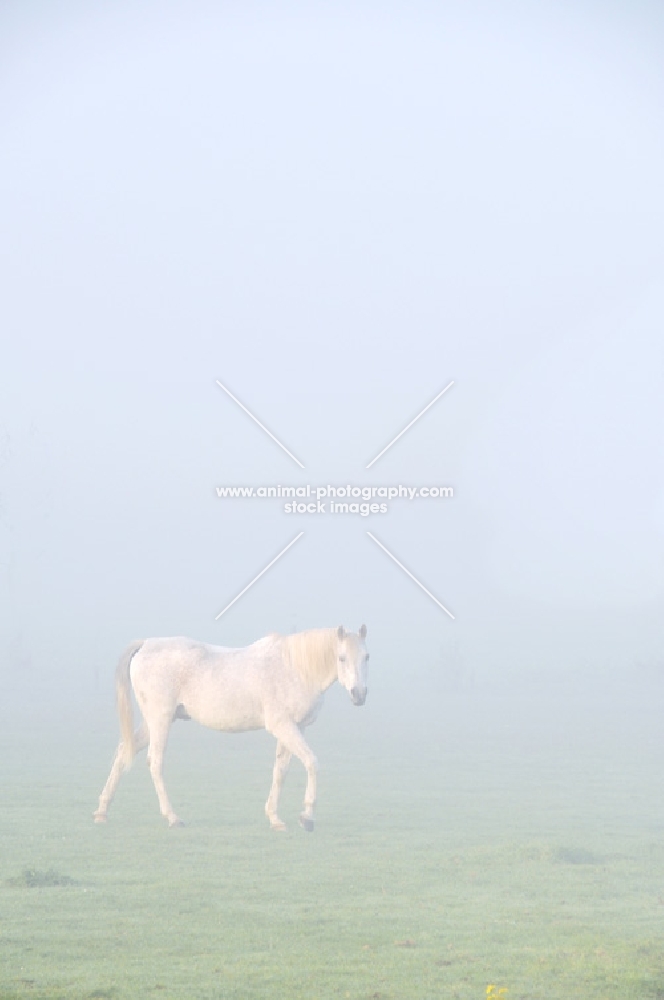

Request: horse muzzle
left=350, top=686, right=367, bottom=706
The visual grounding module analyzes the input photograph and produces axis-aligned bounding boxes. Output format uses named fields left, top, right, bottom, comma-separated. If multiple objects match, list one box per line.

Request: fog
left=1, top=1, right=664, bottom=742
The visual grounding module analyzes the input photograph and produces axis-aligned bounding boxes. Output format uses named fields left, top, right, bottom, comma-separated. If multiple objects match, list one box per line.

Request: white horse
left=94, top=625, right=369, bottom=831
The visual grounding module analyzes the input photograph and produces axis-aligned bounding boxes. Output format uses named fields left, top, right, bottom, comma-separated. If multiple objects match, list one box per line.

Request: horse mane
left=276, top=628, right=338, bottom=688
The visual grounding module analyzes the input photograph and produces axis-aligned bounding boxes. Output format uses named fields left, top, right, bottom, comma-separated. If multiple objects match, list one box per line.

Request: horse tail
left=115, top=640, right=144, bottom=769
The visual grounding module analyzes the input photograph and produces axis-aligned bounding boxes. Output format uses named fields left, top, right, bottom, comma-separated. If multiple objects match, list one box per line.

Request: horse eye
left=365, top=653, right=370, bottom=661
left=339, top=654, right=346, bottom=662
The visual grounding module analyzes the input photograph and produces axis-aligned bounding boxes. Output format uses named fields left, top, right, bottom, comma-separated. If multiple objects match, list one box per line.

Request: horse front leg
left=265, top=740, right=292, bottom=831
left=93, top=721, right=149, bottom=823
left=266, top=720, right=318, bottom=832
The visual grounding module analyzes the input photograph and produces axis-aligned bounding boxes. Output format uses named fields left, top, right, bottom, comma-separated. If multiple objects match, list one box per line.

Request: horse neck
left=319, top=630, right=339, bottom=691
left=292, top=628, right=338, bottom=694
left=318, top=658, right=339, bottom=693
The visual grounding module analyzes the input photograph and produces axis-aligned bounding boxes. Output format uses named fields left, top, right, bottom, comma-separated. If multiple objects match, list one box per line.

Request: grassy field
left=1, top=684, right=664, bottom=1000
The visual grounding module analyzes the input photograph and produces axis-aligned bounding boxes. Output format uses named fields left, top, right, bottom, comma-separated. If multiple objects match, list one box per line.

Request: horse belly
left=180, top=674, right=264, bottom=733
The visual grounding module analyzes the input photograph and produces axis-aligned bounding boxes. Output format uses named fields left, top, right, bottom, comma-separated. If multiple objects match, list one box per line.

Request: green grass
left=1, top=699, right=664, bottom=999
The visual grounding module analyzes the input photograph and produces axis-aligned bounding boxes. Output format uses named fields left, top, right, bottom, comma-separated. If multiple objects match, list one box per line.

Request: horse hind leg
left=146, top=716, right=183, bottom=828
left=93, top=721, right=149, bottom=823
left=265, top=741, right=292, bottom=831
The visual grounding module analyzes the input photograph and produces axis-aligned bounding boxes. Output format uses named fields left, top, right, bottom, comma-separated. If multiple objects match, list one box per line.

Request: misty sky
left=1, top=1, right=663, bottom=703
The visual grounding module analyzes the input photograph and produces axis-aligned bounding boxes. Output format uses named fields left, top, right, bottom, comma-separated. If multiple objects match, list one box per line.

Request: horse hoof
left=270, top=819, right=287, bottom=832
left=299, top=815, right=314, bottom=833
left=168, top=817, right=185, bottom=828
left=93, top=812, right=107, bottom=824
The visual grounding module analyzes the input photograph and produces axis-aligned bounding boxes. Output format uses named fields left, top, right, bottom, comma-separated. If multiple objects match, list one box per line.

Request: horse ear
left=337, top=625, right=346, bottom=639
left=359, top=624, right=367, bottom=639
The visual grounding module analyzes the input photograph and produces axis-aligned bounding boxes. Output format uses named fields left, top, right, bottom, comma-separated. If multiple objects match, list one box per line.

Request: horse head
left=336, top=624, right=369, bottom=706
